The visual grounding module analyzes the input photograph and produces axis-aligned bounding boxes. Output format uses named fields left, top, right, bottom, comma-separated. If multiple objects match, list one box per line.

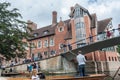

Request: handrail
left=70, top=28, right=120, bottom=46
left=112, top=66, right=120, bottom=80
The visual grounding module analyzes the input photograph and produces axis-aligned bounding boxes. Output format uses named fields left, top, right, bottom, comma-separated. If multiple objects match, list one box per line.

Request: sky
left=1, top=0, right=120, bottom=29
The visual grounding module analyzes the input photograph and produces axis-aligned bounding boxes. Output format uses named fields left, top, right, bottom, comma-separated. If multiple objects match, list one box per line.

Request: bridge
left=61, top=28, right=120, bottom=61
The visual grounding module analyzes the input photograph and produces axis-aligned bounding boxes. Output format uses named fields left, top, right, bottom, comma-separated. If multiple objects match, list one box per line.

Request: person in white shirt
left=31, top=69, right=40, bottom=80
left=76, top=50, right=86, bottom=76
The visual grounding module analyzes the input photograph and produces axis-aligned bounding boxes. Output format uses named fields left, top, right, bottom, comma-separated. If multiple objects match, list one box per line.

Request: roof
left=28, top=19, right=71, bottom=41
left=97, top=18, right=112, bottom=33
left=69, top=4, right=92, bottom=20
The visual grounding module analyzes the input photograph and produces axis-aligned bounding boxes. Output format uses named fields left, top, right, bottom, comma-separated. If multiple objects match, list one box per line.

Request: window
left=112, top=57, right=114, bottom=61
left=38, top=41, right=42, bottom=48
left=44, top=51, right=48, bottom=56
left=59, top=43, right=63, bottom=49
left=75, top=22, right=86, bottom=41
left=108, top=57, right=111, bottom=61
left=50, top=50, right=56, bottom=55
left=74, top=7, right=84, bottom=18
left=74, top=7, right=80, bottom=18
left=50, top=38, right=54, bottom=46
left=43, top=30, right=49, bottom=35
left=23, top=43, right=28, bottom=50
left=38, top=52, right=42, bottom=59
left=115, top=57, right=117, bottom=61
left=30, top=42, right=35, bottom=49
left=80, top=9, right=84, bottom=17
left=58, top=27, right=64, bottom=32
left=44, top=40, right=48, bottom=47
left=33, top=33, right=38, bottom=37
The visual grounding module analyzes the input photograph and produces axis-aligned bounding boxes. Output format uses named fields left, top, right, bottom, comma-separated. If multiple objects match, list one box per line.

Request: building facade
left=26, top=4, right=119, bottom=62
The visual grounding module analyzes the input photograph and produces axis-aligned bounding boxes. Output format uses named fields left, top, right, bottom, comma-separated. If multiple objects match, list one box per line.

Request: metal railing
left=61, top=28, right=120, bottom=53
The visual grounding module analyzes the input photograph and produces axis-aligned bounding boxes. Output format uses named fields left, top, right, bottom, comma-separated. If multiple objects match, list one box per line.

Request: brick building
left=26, top=3, right=119, bottom=62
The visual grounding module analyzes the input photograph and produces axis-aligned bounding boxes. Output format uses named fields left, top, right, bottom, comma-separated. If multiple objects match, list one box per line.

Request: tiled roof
left=28, top=25, right=56, bottom=40
left=97, top=18, right=112, bottom=33
left=28, top=19, right=71, bottom=41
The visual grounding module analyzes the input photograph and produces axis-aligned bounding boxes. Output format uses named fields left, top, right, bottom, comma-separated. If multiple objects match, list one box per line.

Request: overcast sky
left=1, top=0, right=120, bottom=29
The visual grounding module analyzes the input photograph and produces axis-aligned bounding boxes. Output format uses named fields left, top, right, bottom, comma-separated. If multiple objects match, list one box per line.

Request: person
left=106, top=29, right=111, bottom=38
left=76, top=50, right=86, bottom=76
left=63, top=44, right=67, bottom=52
left=32, top=62, right=37, bottom=70
left=67, top=43, right=72, bottom=51
left=60, top=43, right=67, bottom=53
left=38, top=71, right=45, bottom=79
left=29, top=64, right=33, bottom=73
left=89, top=34, right=93, bottom=43
left=31, top=69, right=40, bottom=80
left=10, top=60, right=15, bottom=67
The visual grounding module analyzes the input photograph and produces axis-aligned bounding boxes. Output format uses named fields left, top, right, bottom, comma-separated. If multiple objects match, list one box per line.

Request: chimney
left=70, top=6, right=74, bottom=12
left=52, top=11, right=57, bottom=25
left=118, top=24, right=120, bottom=31
left=27, top=20, right=37, bottom=33
left=119, top=24, right=120, bottom=27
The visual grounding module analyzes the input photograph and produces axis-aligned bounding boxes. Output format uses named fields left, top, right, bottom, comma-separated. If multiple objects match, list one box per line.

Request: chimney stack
left=118, top=24, right=120, bottom=31
left=70, top=6, right=74, bottom=12
left=119, top=24, right=120, bottom=27
left=52, top=11, right=57, bottom=25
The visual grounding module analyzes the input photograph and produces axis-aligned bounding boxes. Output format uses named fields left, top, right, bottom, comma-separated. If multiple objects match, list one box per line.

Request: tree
left=0, top=2, right=29, bottom=60
left=117, top=45, right=120, bottom=54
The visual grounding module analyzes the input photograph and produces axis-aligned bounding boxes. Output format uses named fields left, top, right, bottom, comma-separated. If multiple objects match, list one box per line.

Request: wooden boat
left=6, top=74, right=107, bottom=80
left=8, top=77, right=30, bottom=80
left=1, top=72, right=21, bottom=77
left=46, top=74, right=107, bottom=80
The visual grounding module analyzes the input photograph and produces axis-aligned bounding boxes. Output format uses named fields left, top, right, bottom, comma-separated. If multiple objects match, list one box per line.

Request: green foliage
left=0, top=2, right=29, bottom=60
left=117, top=45, right=120, bottom=54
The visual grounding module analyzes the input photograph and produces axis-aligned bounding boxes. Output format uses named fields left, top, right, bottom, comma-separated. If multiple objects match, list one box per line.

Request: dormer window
left=43, top=30, right=49, bottom=35
left=33, top=33, right=38, bottom=37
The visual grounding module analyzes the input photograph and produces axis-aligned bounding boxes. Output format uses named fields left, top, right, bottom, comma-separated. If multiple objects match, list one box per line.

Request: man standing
left=76, top=51, right=86, bottom=76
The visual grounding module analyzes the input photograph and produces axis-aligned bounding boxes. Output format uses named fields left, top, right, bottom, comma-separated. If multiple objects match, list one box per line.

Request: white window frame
left=44, top=40, right=48, bottom=47
left=50, top=38, right=54, bottom=46
left=38, top=40, right=42, bottom=48
left=58, top=27, right=64, bottom=32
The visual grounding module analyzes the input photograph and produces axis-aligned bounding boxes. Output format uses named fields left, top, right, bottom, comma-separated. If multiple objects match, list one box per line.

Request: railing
left=60, top=28, right=120, bottom=53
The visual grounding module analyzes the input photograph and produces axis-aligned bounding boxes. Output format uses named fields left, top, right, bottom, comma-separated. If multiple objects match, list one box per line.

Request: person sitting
left=38, top=72, right=45, bottom=79
left=31, top=69, right=40, bottom=80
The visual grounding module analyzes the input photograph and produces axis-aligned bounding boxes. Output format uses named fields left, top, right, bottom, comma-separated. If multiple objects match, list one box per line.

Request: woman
left=31, top=69, right=40, bottom=80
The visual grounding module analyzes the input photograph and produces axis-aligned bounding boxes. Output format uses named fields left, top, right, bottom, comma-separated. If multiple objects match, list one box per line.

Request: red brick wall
left=27, top=20, right=69, bottom=59
left=84, top=15, right=91, bottom=41
left=85, top=51, right=119, bottom=61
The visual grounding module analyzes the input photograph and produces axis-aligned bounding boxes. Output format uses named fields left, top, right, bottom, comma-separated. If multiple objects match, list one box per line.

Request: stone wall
left=3, top=56, right=120, bottom=75
left=4, top=55, right=77, bottom=73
